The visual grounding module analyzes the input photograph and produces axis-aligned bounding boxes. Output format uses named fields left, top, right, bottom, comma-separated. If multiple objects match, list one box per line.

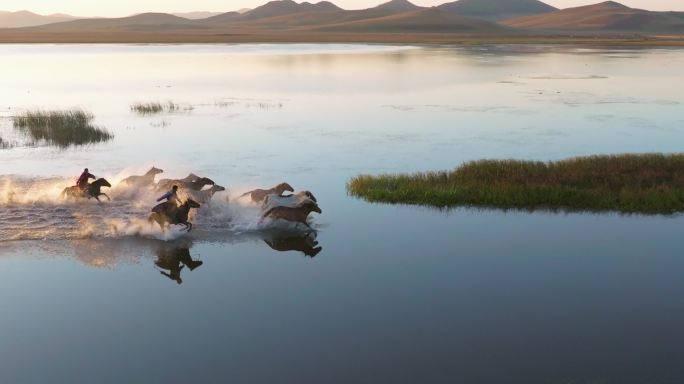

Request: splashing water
left=0, top=175, right=314, bottom=243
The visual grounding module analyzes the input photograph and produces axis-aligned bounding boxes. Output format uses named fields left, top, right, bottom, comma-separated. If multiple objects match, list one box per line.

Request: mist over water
left=1, top=44, right=684, bottom=384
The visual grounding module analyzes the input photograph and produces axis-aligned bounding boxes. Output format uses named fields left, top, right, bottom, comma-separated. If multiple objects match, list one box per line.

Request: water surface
left=1, top=44, right=683, bottom=383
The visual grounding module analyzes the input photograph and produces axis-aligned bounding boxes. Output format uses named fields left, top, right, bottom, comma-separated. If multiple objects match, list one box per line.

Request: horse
left=60, top=178, right=112, bottom=202
left=148, top=199, right=201, bottom=232
left=157, top=173, right=199, bottom=188
left=184, top=184, right=226, bottom=204
left=157, top=176, right=215, bottom=192
left=120, top=166, right=163, bottom=186
left=240, top=182, right=294, bottom=203
left=260, top=199, right=322, bottom=231
left=262, top=191, right=317, bottom=211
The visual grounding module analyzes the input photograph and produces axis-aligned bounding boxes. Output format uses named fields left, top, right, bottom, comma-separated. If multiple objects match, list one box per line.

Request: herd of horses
left=59, top=167, right=322, bottom=233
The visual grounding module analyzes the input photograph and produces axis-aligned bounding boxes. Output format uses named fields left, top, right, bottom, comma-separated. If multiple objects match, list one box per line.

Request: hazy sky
left=3, top=0, right=682, bottom=17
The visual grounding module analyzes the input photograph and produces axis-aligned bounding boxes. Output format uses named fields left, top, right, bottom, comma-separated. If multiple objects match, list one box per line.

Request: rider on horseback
left=157, top=185, right=179, bottom=206
left=76, top=168, right=96, bottom=191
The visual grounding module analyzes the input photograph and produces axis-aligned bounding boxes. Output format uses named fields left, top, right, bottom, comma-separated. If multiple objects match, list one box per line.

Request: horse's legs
left=100, top=193, right=111, bottom=202
left=186, top=222, right=193, bottom=232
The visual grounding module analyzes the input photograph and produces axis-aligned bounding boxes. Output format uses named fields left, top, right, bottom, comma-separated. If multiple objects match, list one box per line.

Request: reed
left=131, top=101, right=180, bottom=115
left=12, top=109, right=113, bottom=148
left=347, top=154, right=684, bottom=214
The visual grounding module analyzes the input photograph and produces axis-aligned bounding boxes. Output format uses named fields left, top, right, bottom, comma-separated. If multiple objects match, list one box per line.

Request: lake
left=1, top=44, right=683, bottom=383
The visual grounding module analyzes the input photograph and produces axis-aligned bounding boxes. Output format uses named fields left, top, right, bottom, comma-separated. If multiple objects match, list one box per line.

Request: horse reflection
left=154, top=244, right=203, bottom=284
left=263, top=232, right=322, bottom=257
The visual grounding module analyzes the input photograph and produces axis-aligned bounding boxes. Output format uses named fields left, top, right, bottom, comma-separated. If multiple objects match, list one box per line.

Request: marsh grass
left=131, top=101, right=180, bottom=115
left=12, top=110, right=113, bottom=148
left=347, top=154, right=684, bottom=214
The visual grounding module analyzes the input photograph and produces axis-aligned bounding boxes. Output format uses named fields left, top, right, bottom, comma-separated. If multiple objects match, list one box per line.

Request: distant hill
left=502, top=1, right=684, bottom=32
left=171, top=11, right=223, bottom=19
left=318, top=8, right=510, bottom=33
left=0, top=10, right=76, bottom=28
left=201, top=12, right=242, bottom=24
left=204, top=1, right=342, bottom=25
left=438, top=0, right=557, bottom=21
left=30, top=13, right=198, bottom=31
left=239, top=0, right=342, bottom=20
left=5, top=0, right=684, bottom=42
left=369, top=0, right=422, bottom=13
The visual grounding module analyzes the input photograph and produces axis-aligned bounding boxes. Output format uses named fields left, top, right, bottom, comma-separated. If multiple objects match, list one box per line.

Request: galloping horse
left=120, top=166, right=163, bottom=186
left=240, top=182, right=294, bottom=203
left=148, top=199, right=201, bottom=232
left=157, top=176, right=215, bottom=192
left=260, top=199, right=322, bottom=231
left=60, top=178, right=112, bottom=202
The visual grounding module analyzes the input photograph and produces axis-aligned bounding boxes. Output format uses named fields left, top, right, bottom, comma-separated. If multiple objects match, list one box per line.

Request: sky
left=1, top=0, right=682, bottom=17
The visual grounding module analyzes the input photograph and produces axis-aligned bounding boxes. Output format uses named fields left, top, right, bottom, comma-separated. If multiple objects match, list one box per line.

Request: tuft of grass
left=12, top=109, right=113, bottom=148
left=347, top=154, right=684, bottom=214
left=131, top=101, right=180, bottom=115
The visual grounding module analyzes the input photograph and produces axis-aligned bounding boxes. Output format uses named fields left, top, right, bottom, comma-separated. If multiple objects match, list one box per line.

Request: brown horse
left=261, top=199, right=322, bottom=231
left=240, top=182, right=294, bottom=203
left=148, top=199, right=201, bottom=232
left=60, top=178, right=112, bottom=202
left=120, top=166, right=163, bottom=186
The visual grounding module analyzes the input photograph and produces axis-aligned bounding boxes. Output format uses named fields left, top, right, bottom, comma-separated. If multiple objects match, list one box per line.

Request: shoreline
left=0, top=32, right=683, bottom=46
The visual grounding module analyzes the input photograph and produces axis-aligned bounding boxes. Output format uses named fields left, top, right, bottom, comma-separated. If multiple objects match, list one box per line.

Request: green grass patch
left=131, top=101, right=180, bottom=115
left=12, top=109, right=113, bottom=148
left=347, top=154, right=684, bottom=214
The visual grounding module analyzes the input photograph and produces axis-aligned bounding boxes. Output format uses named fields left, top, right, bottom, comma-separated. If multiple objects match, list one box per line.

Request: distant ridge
left=502, top=1, right=684, bottom=32
left=0, top=10, right=76, bottom=28
left=319, top=8, right=510, bottom=33
left=171, top=11, right=223, bottom=19
left=239, top=0, right=342, bottom=20
left=370, top=0, right=422, bottom=12
left=438, top=0, right=557, bottom=21
left=3, top=0, right=684, bottom=42
left=30, top=12, right=198, bottom=31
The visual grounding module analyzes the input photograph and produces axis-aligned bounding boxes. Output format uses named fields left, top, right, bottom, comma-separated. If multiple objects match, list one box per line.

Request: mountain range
left=502, top=1, right=684, bottom=32
left=1, top=0, right=683, bottom=42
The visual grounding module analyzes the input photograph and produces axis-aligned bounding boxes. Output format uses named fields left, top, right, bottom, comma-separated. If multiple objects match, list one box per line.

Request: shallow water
left=1, top=44, right=683, bottom=383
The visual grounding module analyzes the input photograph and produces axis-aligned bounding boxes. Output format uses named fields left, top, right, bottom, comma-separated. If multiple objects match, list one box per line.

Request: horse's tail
left=239, top=190, right=253, bottom=198
left=60, top=187, right=68, bottom=199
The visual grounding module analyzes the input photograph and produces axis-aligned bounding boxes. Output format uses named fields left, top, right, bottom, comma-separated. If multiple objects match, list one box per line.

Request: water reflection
left=154, top=242, right=203, bottom=285
left=262, top=231, right=322, bottom=258
left=1, top=229, right=324, bottom=279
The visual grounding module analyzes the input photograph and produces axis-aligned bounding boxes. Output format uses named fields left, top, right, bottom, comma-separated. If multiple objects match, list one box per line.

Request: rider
left=76, top=168, right=96, bottom=191
left=157, top=185, right=179, bottom=206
